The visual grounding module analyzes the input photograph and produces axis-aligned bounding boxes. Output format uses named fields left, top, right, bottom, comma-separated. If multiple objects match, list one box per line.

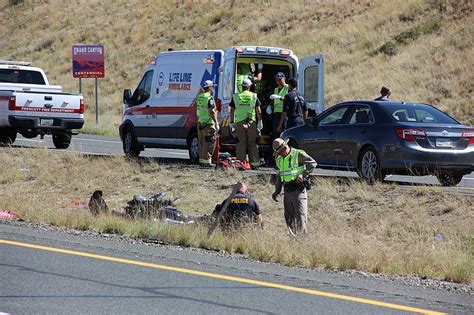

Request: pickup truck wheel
left=52, top=133, right=71, bottom=149
left=188, top=131, right=199, bottom=163
left=123, top=129, right=141, bottom=158
left=0, top=128, right=17, bottom=146
left=436, top=172, right=463, bottom=187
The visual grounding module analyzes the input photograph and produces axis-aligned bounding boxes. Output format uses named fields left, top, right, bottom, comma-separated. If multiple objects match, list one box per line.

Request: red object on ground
left=0, top=210, right=20, bottom=220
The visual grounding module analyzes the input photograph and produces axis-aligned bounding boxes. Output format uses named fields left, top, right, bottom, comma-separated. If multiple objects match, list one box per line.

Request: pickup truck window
left=130, top=70, right=153, bottom=106
left=0, top=69, right=46, bottom=85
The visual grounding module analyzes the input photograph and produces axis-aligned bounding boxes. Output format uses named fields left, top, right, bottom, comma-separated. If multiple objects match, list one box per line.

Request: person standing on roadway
left=230, top=78, right=263, bottom=170
left=271, top=72, right=289, bottom=139
left=272, top=138, right=317, bottom=235
left=196, top=80, right=219, bottom=167
left=276, top=78, right=308, bottom=134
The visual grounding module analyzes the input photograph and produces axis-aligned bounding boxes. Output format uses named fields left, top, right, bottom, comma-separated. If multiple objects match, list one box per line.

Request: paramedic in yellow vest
left=271, top=72, right=289, bottom=139
left=271, top=138, right=317, bottom=235
left=229, top=78, right=263, bottom=170
left=196, top=80, right=219, bottom=167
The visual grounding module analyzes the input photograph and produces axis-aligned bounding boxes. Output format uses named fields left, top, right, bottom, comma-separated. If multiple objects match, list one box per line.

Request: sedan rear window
left=383, top=104, right=458, bottom=124
left=0, top=69, right=46, bottom=85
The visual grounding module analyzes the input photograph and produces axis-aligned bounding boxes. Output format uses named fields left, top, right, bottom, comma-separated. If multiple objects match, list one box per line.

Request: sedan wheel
left=358, top=147, right=382, bottom=184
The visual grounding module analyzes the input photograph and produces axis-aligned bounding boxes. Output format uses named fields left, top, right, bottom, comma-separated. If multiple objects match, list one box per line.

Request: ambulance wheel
left=0, top=127, right=17, bottom=146
left=188, top=130, right=199, bottom=163
left=123, top=128, right=141, bottom=158
left=52, top=133, right=71, bottom=149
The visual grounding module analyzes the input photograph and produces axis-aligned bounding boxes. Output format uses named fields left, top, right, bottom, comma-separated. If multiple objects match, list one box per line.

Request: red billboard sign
left=72, top=45, right=105, bottom=78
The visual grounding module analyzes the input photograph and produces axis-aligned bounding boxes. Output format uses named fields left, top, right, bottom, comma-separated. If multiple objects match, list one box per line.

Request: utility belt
left=236, top=118, right=256, bottom=125
left=283, top=178, right=311, bottom=192
left=198, top=122, right=214, bottom=130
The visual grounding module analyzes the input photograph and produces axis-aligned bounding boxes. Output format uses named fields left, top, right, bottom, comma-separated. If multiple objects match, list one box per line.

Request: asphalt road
left=12, top=134, right=474, bottom=189
left=1, top=222, right=472, bottom=314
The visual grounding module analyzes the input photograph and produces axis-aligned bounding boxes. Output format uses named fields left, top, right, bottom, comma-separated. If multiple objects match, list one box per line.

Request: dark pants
left=272, top=112, right=283, bottom=139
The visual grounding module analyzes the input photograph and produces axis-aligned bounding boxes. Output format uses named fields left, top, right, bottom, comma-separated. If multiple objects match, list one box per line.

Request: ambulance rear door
left=218, top=47, right=237, bottom=138
left=298, top=54, right=324, bottom=114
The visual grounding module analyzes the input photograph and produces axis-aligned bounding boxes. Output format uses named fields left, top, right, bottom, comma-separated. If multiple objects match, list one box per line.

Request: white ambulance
left=119, top=46, right=324, bottom=161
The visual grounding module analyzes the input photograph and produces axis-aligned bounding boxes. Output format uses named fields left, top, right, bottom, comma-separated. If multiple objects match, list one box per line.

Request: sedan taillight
left=461, top=130, right=474, bottom=145
left=396, top=128, right=427, bottom=141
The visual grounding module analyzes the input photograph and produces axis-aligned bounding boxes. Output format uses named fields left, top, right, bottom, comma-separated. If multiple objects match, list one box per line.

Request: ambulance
left=119, top=46, right=324, bottom=161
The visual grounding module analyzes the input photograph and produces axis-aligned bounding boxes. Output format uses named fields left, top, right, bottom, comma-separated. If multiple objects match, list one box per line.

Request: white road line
left=73, top=137, right=122, bottom=144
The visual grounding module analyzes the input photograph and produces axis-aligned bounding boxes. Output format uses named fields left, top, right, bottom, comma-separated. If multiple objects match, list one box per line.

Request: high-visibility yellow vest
left=196, top=92, right=214, bottom=125
left=232, top=90, right=257, bottom=123
left=273, top=84, right=289, bottom=113
left=276, top=148, right=306, bottom=183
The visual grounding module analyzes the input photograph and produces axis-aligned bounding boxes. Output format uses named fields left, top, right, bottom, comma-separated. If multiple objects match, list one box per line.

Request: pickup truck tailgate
left=9, top=91, right=84, bottom=116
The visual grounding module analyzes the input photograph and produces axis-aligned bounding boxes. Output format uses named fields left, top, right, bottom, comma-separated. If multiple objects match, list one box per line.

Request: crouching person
left=213, top=182, right=262, bottom=232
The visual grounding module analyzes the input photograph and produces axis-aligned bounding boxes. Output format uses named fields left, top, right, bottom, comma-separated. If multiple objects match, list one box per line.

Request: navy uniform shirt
left=283, top=89, right=308, bottom=128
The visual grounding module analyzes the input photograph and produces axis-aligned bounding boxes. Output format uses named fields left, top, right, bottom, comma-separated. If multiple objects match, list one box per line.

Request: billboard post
left=72, top=45, right=105, bottom=125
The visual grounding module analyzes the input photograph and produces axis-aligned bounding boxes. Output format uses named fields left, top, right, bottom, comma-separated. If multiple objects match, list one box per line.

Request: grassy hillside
left=1, top=0, right=472, bottom=135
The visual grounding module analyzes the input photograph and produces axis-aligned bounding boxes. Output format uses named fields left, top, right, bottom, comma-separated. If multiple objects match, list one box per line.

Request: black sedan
left=280, top=101, right=474, bottom=186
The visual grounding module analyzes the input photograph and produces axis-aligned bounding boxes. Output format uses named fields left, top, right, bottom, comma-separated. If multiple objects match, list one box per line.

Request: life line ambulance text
left=169, top=72, right=192, bottom=90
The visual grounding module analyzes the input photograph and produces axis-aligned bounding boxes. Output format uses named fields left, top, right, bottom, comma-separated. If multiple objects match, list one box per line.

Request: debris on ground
left=0, top=210, right=20, bottom=220
left=124, top=192, right=178, bottom=220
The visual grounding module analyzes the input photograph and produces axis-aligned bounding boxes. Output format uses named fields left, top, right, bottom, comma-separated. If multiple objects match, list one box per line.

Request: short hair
left=288, top=78, right=297, bottom=88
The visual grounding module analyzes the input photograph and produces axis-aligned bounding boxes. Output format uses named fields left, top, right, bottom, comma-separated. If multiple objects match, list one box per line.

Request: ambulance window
left=223, top=60, right=234, bottom=100
left=131, top=70, right=154, bottom=105
left=304, top=65, right=319, bottom=102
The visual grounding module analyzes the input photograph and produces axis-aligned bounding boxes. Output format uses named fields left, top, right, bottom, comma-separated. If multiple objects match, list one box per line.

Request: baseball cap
left=274, top=72, right=285, bottom=79
left=202, top=80, right=213, bottom=89
left=242, top=78, right=252, bottom=87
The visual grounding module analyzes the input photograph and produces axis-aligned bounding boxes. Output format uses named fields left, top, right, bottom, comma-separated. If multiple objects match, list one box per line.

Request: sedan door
left=302, top=105, right=352, bottom=167
left=333, top=104, right=375, bottom=169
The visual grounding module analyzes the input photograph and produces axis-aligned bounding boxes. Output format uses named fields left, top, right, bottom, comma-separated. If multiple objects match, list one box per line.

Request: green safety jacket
left=196, top=92, right=214, bottom=125
left=232, top=90, right=257, bottom=123
left=276, top=148, right=306, bottom=183
left=273, top=84, right=289, bottom=113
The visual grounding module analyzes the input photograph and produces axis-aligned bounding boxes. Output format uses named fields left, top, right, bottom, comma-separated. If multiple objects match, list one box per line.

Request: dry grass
left=1, top=0, right=472, bottom=136
left=0, top=147, right=472, bottom=284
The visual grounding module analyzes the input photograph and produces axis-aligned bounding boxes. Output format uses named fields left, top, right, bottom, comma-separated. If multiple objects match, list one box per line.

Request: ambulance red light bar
left=235, top=47, right=243, bottom=53
left=280, top=50, right=290, bottom=56
left=148, top=58, right=156, bottom=65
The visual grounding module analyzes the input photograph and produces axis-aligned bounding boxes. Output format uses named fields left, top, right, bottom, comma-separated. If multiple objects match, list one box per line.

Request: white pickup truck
left=0, top=60, right=84, bottom=148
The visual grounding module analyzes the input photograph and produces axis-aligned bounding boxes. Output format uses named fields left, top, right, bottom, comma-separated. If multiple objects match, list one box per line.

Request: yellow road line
left=0, top=239, right=445, bottom=315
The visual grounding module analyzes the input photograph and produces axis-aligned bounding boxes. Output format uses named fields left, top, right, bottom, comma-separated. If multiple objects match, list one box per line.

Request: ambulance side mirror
left=123, top=89, right=132, bottom=105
